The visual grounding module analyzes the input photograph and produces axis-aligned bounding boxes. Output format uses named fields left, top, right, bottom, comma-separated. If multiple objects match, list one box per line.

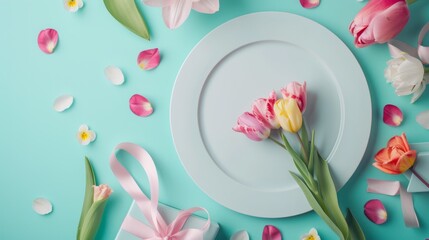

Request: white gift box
left=116, top=201, right=220, bottom=240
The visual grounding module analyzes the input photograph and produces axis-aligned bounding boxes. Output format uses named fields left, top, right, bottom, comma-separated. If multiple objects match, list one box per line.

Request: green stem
left=406, top=0, right=417, bottom=5
left=296, top=133, right=309, bottom=165
left=269, top=136, right=286, bottom=150
left=424, top=67, right=429, bottom=74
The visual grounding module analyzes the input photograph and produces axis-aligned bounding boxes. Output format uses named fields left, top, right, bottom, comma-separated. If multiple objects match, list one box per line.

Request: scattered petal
left=129, top=94, right=154, bottom=117
left=104, top=66, right=125, bottom=85
left=300, top=0, right=320, bottom=9
left=33, top=198, right=53, bottom=215
left=383, top=104, right=403, bottom=127
left=137, top=48, right=160, bottom=70
left=416, top=110, right=429, bottom=129
left=53, top=95, right=74, bottom=112
left=77, top=124, right=96, bottom=145
left=64, top=0, right=84, bottom=12
left=301, top=228, right=320, bottom=240
left=364, top=199, right=387, bottom=224
left=231, top=230, right=249, bottom=240
left=262, top=225, right=282, bottom=240
left=37, top=29, right=58, bottom=54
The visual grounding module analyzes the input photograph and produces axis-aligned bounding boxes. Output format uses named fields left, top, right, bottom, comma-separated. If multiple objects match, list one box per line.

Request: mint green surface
left=1, top=1, right=429, bottom=239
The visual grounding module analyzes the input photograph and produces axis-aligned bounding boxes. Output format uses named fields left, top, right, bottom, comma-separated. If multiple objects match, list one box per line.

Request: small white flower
left=385, top=52, right=426, bottom=103
left=77, top=124, right=96, bottom=145
left=301, top=228, right=321, bottom=240
left=64, top=0, right=84, bottom=12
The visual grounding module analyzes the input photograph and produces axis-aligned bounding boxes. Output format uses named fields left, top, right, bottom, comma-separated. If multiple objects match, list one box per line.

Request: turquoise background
left=1, top=0, right=429, bottom=239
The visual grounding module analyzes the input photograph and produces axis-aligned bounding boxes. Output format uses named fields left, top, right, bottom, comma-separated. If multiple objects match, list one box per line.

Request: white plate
left=170, top=12, right=372, bottom=218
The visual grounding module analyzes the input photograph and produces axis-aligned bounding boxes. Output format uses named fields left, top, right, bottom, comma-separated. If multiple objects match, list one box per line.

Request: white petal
left=230, top=230, right=249, bottom=240
left=416, top=110, right=429, bottom=129
left=78, top=124, right=88, bottom=132
left=89, top=130, right=96, bottom=142
left=33, top=198, right=53, bottom=215
left=411, top=82, right=426, bottom=103
left=104, top=65, right=124, bottom=85
left=53, top=95, right=74, bottom=112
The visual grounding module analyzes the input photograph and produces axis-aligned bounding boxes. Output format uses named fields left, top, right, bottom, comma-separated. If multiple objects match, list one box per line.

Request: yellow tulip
left=274, top=98, right=302, bottom=133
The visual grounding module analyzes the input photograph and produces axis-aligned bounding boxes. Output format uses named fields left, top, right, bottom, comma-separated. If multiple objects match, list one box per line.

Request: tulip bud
left=93, top=184, right=113, bottom=203
left=281, top=81, right=307, bottom=112
left=274, top=99, right=302, bottom=133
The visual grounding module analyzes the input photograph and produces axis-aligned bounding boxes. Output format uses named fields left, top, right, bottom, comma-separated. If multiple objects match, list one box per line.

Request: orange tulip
left=374, top=133, right=416, bottom=174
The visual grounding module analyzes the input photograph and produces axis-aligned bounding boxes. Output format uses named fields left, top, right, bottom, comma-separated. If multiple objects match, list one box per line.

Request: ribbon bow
left=110, top=142, right=210, bottom=239
left=388, top=22, right=429, bottom=64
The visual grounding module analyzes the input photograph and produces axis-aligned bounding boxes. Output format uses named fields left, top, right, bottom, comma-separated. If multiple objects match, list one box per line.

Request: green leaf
left=281, top=133, right=316, bottom=190
left=301, top=122, right=309, bottom=156
left=103, top=0, right=150, bottom=40
left=346, top=209, right=366, bottom=240
left=290, top=172, right=346, bottom=240
left=308, top=130, right=315, bottom=175
left=79, top=199, right=108, bottom=240
left=77, top=157, right=96, bottom=240
left=314, top=149, right=349, bottom=239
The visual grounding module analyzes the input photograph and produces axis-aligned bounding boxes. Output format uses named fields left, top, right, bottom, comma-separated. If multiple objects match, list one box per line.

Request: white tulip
left=385, top=53, right=427, bottom=103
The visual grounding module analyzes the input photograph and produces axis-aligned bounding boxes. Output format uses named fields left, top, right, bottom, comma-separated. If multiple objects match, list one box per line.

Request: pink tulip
left=233, top=112, right=271, bottom=141
left=252, top=91, right=280, bottom=129
left=143, top=0, right=219, bottom=29
left=280, top=81, right=307, bottom=112
left=349, top=0, right=410, bottom=48
left=93, top=184, right=113, bottom=202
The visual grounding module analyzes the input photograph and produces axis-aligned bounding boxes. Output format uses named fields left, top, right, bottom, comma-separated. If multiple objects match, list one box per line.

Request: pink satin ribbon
left=388, top=22, right=429, bottom=64
left=110, top=142, right=210, bottom=239
left=367, top=179, right=419, bottom=228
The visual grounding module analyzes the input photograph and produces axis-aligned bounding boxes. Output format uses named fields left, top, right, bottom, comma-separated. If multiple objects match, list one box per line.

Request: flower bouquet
left=234, top=82, right=365, bottom=240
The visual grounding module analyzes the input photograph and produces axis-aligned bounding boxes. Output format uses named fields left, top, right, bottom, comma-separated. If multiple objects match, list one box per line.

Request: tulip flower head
left=274, top=99, right=302, bottom=133
left=385, top=52, right=426, bottom=103
left=281, top=81, right=307, bottom=112
left=349, top=0, right=410, bottom=48
left=93, top=184, right=113, bottom=202
left=374, top=133, right=416, bottom=174
left=233, top=112, right=271, bottom=141
left=252, top=91, right=281, bottom=129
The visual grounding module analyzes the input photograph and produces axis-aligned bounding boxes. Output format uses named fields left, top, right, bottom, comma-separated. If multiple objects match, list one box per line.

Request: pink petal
left=383, top=104, right=403, bottom=127
left=137, top=48, right=160, bottom=70
left=162, top=0, right=193, bottom=29
left=143, top=0, right=173, bottom=7
left=262, top=225, right=282, bottom=240
left=129, top=94, right=153, bottom=117
left=364, top=199, right=387, bottom=224
left=300, top=0, right=320, bottom=9
left=37, top=28, right=58, bottom=54
left=416, top=110, right=429, bottom=129
left=192, top=0, right=219, bottom=14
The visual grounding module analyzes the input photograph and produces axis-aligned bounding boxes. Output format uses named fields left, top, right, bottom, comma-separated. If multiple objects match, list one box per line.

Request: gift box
left=116, top=201, right=219, bottom=240
left=405, top=143, right=429, bottom=193
left=110, top=142, right=219, bottom=239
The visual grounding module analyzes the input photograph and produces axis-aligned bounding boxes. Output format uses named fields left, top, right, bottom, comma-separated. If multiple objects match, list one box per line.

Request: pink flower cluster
left=233, top=82, right=306, bottom=141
